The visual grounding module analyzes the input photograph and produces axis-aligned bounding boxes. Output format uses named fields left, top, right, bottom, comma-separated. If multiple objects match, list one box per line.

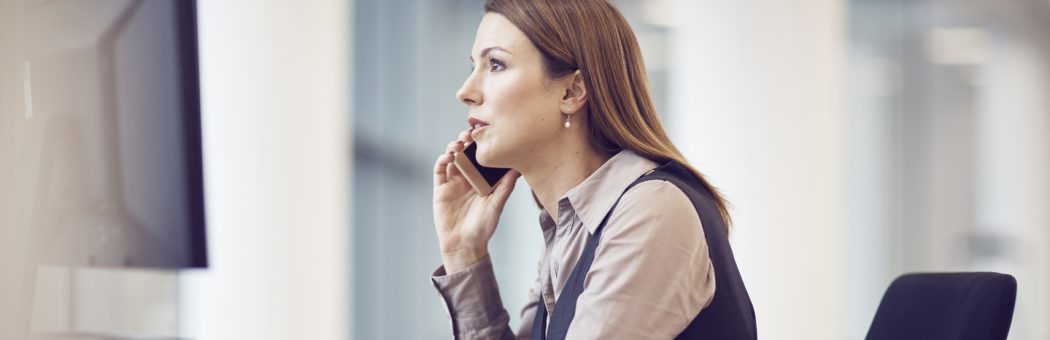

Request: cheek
left=488, top=75, right=559, bottom=131
left=478, top=73, right=561, bottom=165
left=488, top=74, right=539, bottom=110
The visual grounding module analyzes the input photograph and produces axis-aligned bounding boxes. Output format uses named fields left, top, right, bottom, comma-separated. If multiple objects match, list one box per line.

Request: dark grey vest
left=530, top=161, right=757, bottom=339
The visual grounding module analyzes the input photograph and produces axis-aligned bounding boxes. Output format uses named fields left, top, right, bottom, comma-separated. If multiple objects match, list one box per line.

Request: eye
left=489, top=58, right=506, bottom=72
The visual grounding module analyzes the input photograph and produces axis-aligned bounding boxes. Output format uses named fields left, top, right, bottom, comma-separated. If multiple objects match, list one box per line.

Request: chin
left=475, top=142, right=505, bottom=168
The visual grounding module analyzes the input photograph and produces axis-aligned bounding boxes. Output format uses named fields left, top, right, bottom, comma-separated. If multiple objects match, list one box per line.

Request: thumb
left=489, top=169, right=520, bottom=203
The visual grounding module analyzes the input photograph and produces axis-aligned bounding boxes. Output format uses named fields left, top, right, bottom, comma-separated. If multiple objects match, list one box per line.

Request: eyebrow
left=470, top=46, right=513, bottom=62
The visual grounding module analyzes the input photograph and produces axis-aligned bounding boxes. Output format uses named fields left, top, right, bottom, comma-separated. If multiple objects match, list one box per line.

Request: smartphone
left=454, top=142, right=511, bottom=196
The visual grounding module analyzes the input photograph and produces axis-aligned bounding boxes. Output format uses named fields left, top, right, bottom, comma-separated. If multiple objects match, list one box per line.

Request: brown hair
left=484, top=0, right=733, bottom=229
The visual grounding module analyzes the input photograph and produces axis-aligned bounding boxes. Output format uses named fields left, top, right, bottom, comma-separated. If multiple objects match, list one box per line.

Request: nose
left=456, top=71, right=482, bottom=106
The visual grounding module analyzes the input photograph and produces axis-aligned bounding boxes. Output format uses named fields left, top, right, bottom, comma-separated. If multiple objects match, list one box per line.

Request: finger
left=490, top=169, right=520, bottom=203
left=458, top=129, right=474, bottom=144
left=434, top=151, right=454, bottom=186
left=446, top=156, right=463, bottom=179
left=450, top=140, right=466, bottom=154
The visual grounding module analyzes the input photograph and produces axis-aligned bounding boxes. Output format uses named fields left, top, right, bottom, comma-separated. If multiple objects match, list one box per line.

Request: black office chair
left=866, top=272, right=1017, bottom=340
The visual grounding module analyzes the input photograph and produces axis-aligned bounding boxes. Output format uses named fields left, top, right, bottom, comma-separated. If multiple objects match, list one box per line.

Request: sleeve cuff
left=430, top=256, right=511, bottom=336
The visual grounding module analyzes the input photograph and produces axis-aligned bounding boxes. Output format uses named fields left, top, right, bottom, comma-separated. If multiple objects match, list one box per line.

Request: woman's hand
left=433, top=129, right=520, bottom=274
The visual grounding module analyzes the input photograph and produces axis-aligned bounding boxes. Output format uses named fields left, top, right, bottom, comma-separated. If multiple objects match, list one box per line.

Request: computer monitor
left=10, top=0, right=207, bottom=269
left=0, top=1, right=206, bottom=338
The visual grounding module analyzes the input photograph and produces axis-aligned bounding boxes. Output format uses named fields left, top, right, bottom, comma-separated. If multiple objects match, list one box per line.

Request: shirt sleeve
left=431, top=256, right=516, bottom=339
left=565, top=180, right=716, bottom=339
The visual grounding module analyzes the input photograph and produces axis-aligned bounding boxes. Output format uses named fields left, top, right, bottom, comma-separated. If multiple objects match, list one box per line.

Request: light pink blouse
left=431, top=150, right=715, bottom=339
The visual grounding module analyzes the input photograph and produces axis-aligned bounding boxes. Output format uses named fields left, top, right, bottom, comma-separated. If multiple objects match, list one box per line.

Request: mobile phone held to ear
left=454, top=142, right=511, bottom=196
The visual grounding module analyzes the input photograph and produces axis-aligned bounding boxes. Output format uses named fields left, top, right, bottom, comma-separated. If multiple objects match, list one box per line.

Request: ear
left=560, top=70, right=587, bottom=114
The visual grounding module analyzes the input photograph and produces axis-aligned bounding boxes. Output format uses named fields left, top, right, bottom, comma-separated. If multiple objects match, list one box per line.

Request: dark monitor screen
left=10, top=0, right=207, bottom=269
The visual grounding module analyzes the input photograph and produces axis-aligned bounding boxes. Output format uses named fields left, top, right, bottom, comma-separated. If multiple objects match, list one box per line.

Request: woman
left=430, top=0, right=756, bottom=339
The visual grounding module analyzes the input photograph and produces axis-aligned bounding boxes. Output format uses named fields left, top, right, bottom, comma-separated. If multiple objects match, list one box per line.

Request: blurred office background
left=1, top=0, right=1047, bottom=339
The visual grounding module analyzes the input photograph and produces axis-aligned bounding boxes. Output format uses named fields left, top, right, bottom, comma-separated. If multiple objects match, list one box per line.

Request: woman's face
left=457, top=13, right=568, bottom=169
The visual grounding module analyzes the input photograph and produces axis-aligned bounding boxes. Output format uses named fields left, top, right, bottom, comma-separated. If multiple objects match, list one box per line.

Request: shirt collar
left=537, top=149, right=659, bottom=234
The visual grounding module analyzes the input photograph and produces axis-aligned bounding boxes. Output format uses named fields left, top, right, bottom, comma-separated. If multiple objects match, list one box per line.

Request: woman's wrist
left=441, top=247, right=489, bottom=274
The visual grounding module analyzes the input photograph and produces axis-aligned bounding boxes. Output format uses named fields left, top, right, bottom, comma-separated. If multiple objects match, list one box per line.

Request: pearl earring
left=564, top=114, right=571, bottom=128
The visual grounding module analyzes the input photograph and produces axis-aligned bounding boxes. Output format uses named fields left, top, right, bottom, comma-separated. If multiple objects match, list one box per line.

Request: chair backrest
left=866, top=272, right=1017, bottom=340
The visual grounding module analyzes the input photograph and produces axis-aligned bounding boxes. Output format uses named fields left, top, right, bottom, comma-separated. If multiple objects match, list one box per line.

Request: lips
left=468, top=117, right=490, bottom=139
left=468, top=117, right=490, bottom=130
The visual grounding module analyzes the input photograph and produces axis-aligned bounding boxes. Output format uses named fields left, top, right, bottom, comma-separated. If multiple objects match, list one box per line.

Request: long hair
left=484, top=0, right=733, bottom=229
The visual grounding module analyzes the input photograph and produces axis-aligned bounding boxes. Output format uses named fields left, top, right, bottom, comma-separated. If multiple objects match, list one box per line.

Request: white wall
left=178, top=1, right=353, bottom=340
left=975, top=37, right=1050, bottom=340
left=667, top=1, right=848, bottom=339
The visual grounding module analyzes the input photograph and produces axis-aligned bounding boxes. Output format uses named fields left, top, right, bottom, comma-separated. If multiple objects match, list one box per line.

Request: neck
left=520, top=138, right=612, bottom=219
